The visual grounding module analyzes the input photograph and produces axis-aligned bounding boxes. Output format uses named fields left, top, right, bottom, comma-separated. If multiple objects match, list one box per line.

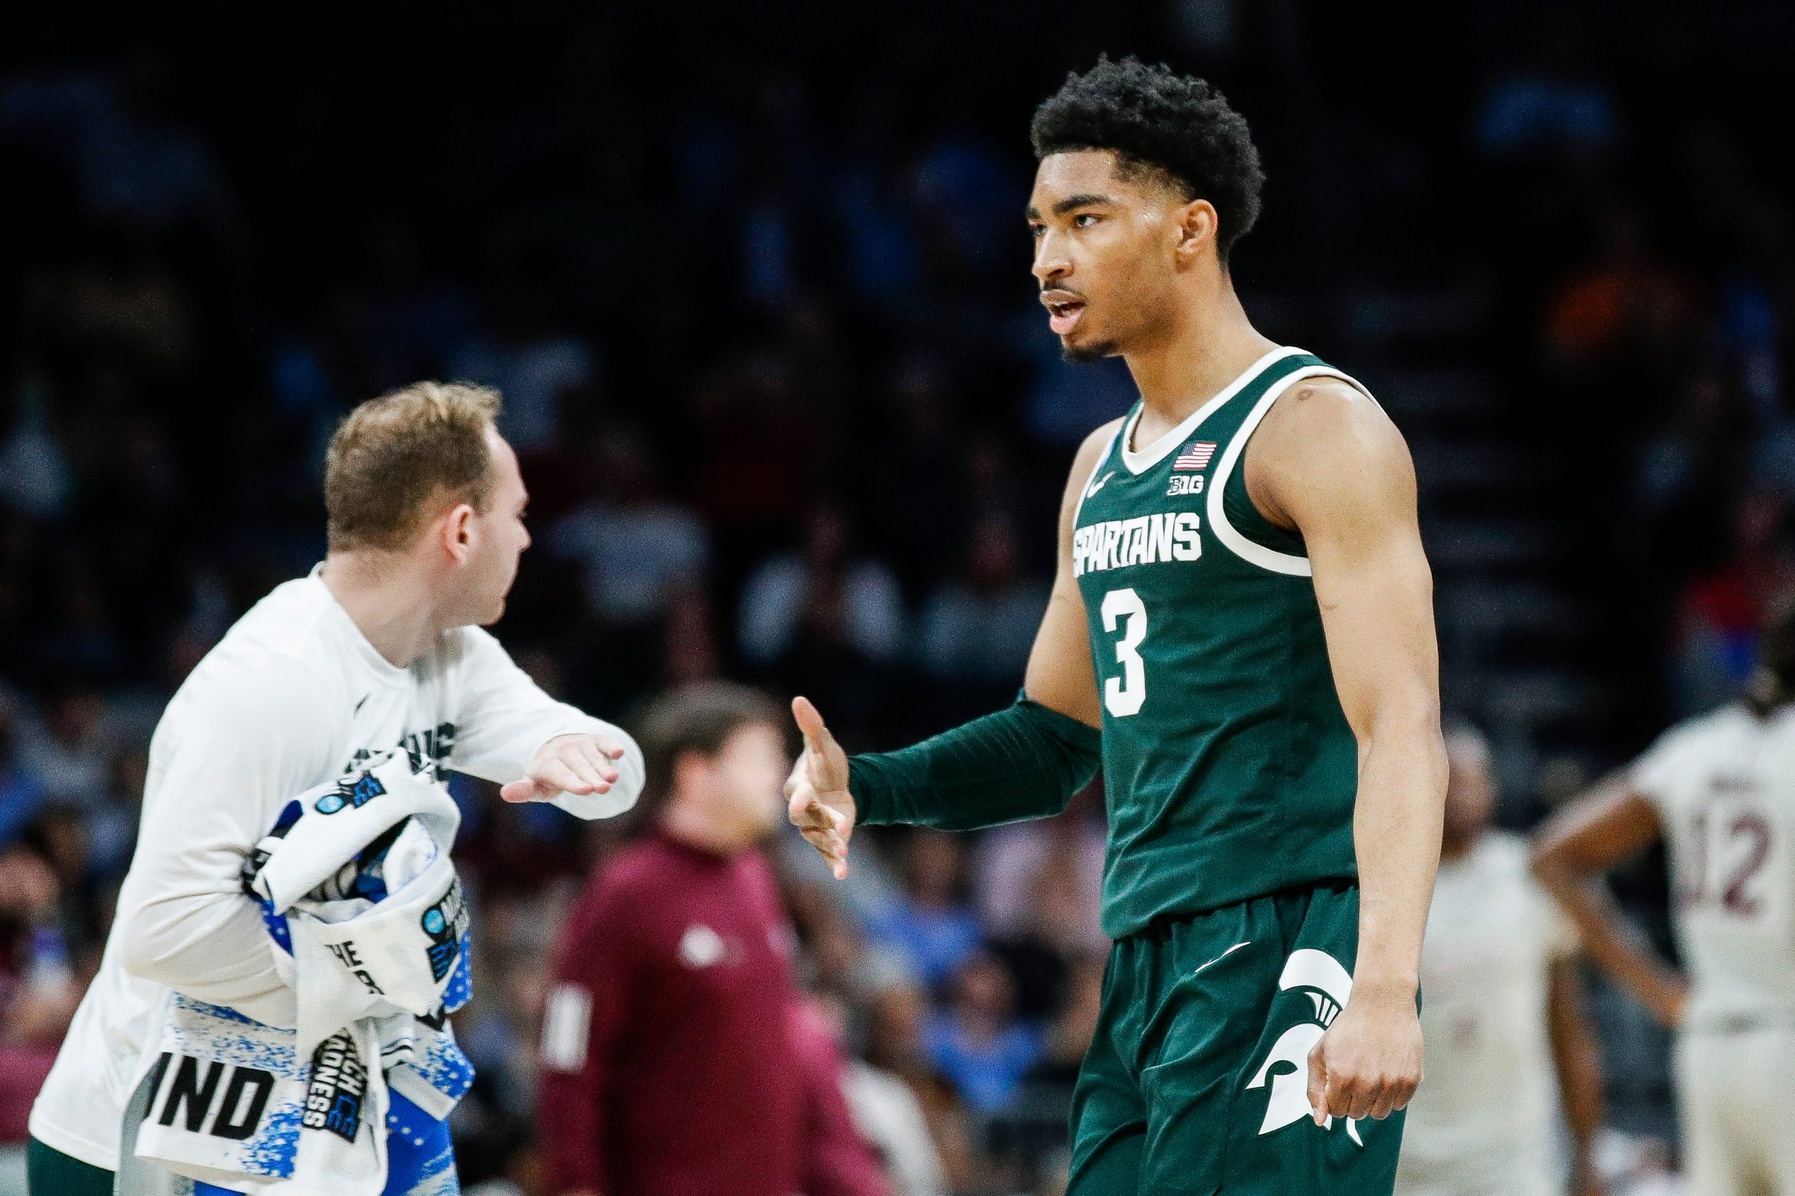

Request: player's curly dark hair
left=1030, top=56, right=1265, bottom=264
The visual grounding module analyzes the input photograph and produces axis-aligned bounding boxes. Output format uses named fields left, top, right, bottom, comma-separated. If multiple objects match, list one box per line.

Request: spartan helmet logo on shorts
left=1245, top=948, right=1363, bottom=1147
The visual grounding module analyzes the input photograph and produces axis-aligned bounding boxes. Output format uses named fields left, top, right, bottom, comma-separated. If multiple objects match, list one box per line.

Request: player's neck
left=320, top=551, right=447, bottom=670
left=1122, top=276, right=1278, bottom=435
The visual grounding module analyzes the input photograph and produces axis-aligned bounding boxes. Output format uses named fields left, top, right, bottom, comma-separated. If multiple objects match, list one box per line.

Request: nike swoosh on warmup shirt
left=1086, top=471, right=1115, bottom=497
left=1194, top=941, right=1252, bottom=976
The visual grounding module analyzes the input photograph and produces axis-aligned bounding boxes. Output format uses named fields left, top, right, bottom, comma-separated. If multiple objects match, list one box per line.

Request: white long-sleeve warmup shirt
left=28, top=570, right=642, bottom=1170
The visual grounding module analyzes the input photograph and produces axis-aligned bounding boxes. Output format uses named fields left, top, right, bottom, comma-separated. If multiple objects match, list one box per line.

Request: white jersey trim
left=1117, top=345, right=1307, bottom=475
left=1206, top=365, right=1377, bottom=577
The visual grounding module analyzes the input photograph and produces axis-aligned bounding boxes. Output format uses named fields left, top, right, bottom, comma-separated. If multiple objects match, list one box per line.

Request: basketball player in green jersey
left=788, top=57, right=1446, bottom=1195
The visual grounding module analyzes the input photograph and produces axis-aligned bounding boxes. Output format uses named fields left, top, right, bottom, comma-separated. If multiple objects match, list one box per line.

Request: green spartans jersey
left=1073, top=347, right=1369, bottom=938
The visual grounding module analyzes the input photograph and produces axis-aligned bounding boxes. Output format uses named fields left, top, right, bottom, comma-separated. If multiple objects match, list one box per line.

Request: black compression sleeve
left=848, top=694, right=1102, bottom=831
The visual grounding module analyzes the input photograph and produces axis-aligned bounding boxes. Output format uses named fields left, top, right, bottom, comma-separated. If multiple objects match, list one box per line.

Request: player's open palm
left=1306, top=987, right=1423, bottom=1123
left=500, top=732, right=626, bottom=803
left=786, top=696, right=856, bottom=879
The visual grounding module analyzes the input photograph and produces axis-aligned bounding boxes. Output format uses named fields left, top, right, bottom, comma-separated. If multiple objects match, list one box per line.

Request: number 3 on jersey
left=1101, top=588, right=1148, bottom=717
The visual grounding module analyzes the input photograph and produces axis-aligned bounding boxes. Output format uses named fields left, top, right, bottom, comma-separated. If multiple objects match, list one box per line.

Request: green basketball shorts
left=27, top=1138, right=114, bottom=1196
left=1069, top=881, right=1406, bottom=1195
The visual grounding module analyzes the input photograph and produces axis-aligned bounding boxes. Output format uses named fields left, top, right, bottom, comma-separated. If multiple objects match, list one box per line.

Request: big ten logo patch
left=325, top=940, right=385, bottom=995
left=305, top=1031, right=369, bottom=1142
left=146, top=1051, right=277, bottom=1141
left=421, top=878, right=470, bottom=982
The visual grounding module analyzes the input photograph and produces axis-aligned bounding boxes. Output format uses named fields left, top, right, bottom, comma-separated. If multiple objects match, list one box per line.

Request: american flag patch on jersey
left=1172, top=441, right=1217, bottom=471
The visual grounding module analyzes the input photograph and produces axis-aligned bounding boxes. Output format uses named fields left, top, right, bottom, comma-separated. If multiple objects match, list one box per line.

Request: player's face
left=1028, top=150, right=1186, bottom=362
left=707, top=722, right=789, bottom=844
left=455, top=429, right=531, bottom=626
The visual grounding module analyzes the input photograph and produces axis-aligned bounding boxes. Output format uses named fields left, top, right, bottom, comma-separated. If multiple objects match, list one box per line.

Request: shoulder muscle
left=1248, top=377, right=1416, bottom=540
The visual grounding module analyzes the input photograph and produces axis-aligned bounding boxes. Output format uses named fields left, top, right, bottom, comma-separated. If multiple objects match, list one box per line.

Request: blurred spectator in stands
left=0, top=842, right=79, bottom=1167
left=910, top=128, right=1018, bottom=288
left=21, top=238, right=199, bottom=376
left=840, top=1051, right=947, bottom=1196
left=1020, top=952, right=1104, bottom=1096
left=973, top=784, right=1108, bottom=958
left=1631, top=366, right=1749, bottom=572
left=1474, top=16, right=1619, bottom=160
left=738, top=499, right=904, bottom=740
left=457, top=882, right=575, bottom=1119
left=691, top=351, right=816, bottom=551
left=348, top=220, right=476, bottom=391
left=859, top=356, right=965, bottom=591
left=916, top=515, right=1049, bottom=720
left=790, top=997, right=897, bottom=1196
left=1674, top=489, right=1795, bottom=713
left=1540, top=202, right=1691, bottom=376
left=867, top=831, right=982, bottom=994
left=923, top=949, right=1045, bottom=1115
left=84, top=749, right=142, bottom=886
left=15, top=684, right=111, bottom=806
left=0, top=702, right=46, bottom=849
left=1016, top=318, right=1138, bottom=449
left=0, top=376, right=71, bottom=521
left=450, top=281, right=595, bottom=453
left=0, top=55, right=238, bottom=232
left=549, top=426, right=711, bottom=696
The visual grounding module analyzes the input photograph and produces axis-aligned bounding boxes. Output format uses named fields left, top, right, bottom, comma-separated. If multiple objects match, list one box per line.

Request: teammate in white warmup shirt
left=1396, top=726, right=1604, bottom=1196
left=1535, top=603, right=1795, bottom=1196
left=26, top=382, right=644, bottom=1196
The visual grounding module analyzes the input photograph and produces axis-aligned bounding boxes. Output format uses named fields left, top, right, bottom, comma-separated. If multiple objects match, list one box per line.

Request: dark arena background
left=2, top=2, right=1793, bottom=1193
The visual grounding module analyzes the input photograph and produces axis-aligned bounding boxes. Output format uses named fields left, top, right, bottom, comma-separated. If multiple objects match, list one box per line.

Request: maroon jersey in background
left=537, top=830, right=885, bottom=1196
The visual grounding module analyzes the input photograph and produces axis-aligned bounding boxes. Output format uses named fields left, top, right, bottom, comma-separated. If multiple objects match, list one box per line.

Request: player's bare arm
left=1248, top=377, right=1446, bottom=1123
left=1532, top=775, right=1689, bottom=1027
left=1547, top=957, right=1607, bottom=1196
left=787, top=419, right=1115, bottom=877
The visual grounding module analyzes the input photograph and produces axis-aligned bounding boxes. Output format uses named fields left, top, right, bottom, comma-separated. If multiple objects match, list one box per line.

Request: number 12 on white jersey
left=1102, top=588, right=1148, bottom=717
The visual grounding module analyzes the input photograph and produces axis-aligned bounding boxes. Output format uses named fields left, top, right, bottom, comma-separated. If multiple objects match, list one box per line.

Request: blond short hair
left=324, top=381, right=502, bottom=552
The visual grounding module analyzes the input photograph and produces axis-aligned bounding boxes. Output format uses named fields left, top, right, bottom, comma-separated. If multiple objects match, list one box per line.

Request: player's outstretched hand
left=786, top=696, right=857, bottom=880
left=1306, top=982, right=1423, bottom=1124
left=501, top=732, right=626, bottom=803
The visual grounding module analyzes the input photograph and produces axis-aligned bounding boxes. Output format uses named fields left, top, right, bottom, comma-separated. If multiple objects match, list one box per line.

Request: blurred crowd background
left=1, top=1, right=1792, bottom=1192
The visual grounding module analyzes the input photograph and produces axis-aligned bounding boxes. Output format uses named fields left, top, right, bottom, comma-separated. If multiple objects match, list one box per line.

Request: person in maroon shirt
left=537, top=682, right=888, bottom=1196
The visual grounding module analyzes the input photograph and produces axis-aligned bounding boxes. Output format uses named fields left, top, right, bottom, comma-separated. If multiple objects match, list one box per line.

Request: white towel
left=250, top=752, right=460, bottom=915
left=132, top=756, right=474, bottom=1195
left=133, top=993, right=389, bottom=1196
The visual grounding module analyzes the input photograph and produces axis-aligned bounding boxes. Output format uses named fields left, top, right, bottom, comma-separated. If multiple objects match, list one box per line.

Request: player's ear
left=1174, top=198, right=1218, bottom=266
left=440, top=502, right=477, bottom=563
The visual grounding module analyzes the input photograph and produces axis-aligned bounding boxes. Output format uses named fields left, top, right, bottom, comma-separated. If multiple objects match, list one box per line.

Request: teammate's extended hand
left=500, top=733, right=626, bottom=803
left=786, top=696, right=856, bottom=880
left=1306, top=983, right=1422, bottom=1123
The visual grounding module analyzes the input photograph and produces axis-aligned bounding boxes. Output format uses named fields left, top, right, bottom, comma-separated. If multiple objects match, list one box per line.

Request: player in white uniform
left=26, top=382, right=645, bottom=1196
left=1534, top=605, right=1795, bottom=1196
left=1397, top=726, right=1605, bottom=1196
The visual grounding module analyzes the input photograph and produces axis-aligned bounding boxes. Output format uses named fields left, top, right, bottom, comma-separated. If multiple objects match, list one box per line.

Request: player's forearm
left=1349, top=710, right=1446, bottom=995
left=1548, top=962, right=1605, bottom=1151
left=118, top=887, right=295, bottom=1025
left=850, top=694, right=1100, bottom=831
left=1532, top=862, right=1687, bottom=1026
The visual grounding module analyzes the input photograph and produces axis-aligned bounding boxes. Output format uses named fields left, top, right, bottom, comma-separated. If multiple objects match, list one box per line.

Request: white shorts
left=1676, top=1024, right=1795, bottom=1196
left=1394, top=1144, right=1559, bottom=1196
